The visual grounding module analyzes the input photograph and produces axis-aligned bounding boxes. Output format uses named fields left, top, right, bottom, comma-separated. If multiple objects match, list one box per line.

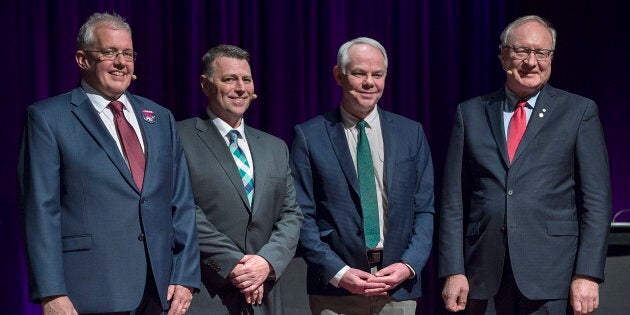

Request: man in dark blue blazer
left=18, top=13, right=200, bottom=314
left=290, top=37, right=434, bottom=314
left=439, top=16, right=611, bottom=315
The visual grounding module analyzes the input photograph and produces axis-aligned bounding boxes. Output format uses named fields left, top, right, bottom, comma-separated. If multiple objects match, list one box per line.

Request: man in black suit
left=439, top=15, right=611, bottom=315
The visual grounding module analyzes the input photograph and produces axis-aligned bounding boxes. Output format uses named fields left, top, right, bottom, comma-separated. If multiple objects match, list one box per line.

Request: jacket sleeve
left=168, top=113, right=201, bottom=289
left=438, top=105, right=468, bottom=278
left=19, top=106, right=67, bottom=301
left=573, top=101, right=611, bottom=281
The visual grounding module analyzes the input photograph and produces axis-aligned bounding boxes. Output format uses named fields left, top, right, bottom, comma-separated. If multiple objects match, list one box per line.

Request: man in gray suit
left=439, top=15, right=611, bottom=315
left=177, top=44, right=303, bottom=315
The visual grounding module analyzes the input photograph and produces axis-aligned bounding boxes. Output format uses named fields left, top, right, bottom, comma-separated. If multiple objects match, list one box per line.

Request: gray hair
left=500, top=15, right=557, bottom=49
left=201, top=44, right=250, bottom=78
left=77, top=12, right=131, bottom=50
left=337, top=37, right=388, bottom=74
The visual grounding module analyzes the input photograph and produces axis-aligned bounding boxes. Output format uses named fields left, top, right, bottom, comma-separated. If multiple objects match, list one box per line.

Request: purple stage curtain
left=2, top=1, right=628, bottom=314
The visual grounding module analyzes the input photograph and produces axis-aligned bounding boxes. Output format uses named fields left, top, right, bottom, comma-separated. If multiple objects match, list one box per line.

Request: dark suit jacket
left=439, top=85, right=612, bottom=300
left=18, top=87, right=200, bottom=313
left=177, top=115, right=303, bottom=314
left=290, top=108, right=434, bottom=300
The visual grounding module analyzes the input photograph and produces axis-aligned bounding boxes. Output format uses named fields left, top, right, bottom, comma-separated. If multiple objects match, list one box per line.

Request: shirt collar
left=504, top=87, right=541, bottom=111
left=206, top=107, right=247, bottom=139
left=340, top=105, right=379, bottom=129
left=81, top=80, right=131, bottom=113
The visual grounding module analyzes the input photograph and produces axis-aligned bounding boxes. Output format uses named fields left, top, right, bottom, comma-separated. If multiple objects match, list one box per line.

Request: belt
left=367, top=249, right=383, bottom=267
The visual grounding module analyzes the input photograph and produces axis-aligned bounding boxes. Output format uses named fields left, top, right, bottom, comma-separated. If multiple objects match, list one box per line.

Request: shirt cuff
left=330, top=265, right=351, bottom=287
left=402, top=261, right=416, bottom=278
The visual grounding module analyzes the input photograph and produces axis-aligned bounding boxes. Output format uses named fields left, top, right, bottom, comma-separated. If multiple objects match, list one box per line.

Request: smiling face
left=500, top=21, right=553, bottom=98
left=334, top=43, right=386, bottom=119
left=201, top=56, right=255, bottom=127
left=75, top=26, right=134, bottom=100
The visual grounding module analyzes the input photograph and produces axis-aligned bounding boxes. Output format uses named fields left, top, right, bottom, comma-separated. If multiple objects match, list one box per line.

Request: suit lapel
left=325, top=111, right=359, bottom=195
left=485, top=90, right=510, bottom=167
left=379, top=110, right=397, bottom=191
left=70, top=88, right=139, bottom=193
left=511, top=85, right=557, bottom=163
left=245, top=126, right=266, bottom=213
left=195, top=118, right=251, bottom=211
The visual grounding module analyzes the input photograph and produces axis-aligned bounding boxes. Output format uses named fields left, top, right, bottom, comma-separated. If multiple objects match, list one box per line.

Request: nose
left=234, top=79, right=245, bottom=90
left=362, top=74, right=375, bottom=88
left=523, top=51, right=537, bottom=65
left=112, top=53, right=127, bottom=66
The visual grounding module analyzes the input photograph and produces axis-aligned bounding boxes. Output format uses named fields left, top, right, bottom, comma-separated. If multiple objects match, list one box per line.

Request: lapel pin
left=141, top=110, right=156, bottom=124
left=539, top=113, right=544, bottom=118
left=542, top=108, right=547, bottom=112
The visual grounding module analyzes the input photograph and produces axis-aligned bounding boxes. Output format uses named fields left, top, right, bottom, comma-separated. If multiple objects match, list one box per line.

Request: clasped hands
left=339, top=262, right=412, bottom=296
left=229, top=254, right=273, bottom=305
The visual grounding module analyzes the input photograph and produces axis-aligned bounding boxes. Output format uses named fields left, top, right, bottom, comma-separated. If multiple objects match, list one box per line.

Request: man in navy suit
left=290, top=37, right=435, bottom=314
left=439, top=15, right=611, bottom=314
left=18, top=12, right=200, bottom=314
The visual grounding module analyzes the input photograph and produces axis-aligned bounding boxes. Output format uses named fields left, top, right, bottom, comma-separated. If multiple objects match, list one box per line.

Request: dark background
left=2, top=1, right=628, bottom=314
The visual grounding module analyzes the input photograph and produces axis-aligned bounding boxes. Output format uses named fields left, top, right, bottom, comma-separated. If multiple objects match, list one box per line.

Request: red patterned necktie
left=109, top=101, right=145, bottom=190
left=507, top=100, right=527, bottom=162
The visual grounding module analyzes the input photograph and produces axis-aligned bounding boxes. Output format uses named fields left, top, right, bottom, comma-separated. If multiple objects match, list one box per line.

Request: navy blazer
left=439, top=85, right=611, bottom=300
left=18, top=87, right=200, bottom=313
left=290, top=108, right=434, bottom=300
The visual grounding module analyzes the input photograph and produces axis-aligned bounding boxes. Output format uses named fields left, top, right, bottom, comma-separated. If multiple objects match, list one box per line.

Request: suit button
left=247, top=223, right=254, bottom=231
left=507, top=190, right=514, bottom=195
left=141, top=198, right=147, bottom=204
left=500, top=225, right=507, bottom=232
left=138, top=234, right=145, bottom=241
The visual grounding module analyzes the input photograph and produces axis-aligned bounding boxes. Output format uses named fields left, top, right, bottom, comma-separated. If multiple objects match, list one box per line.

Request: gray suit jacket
left=177, top=115, right=302, bottom=314
left=439, top=85, right=611, bottom=300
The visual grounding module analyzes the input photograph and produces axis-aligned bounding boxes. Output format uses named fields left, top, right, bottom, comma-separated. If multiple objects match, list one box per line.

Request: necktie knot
left=357, top=120, right=368, bottom=130
left=227, top=130, right=240, bottom=144
left=109, top=101, right=125, bottom=114
left=516, top=100, right=527, bottom=110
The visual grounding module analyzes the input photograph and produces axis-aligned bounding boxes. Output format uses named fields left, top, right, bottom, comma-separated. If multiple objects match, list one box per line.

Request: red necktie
left=109, top=101, right=145, bottom=190
left=507, top=100, right=527, bottom=162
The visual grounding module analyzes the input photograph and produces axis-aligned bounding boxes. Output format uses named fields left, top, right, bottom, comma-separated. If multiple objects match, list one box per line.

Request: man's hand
left=244, top=283, right=264, bottom=305
left=338, top=268, right=386, bottom=295
left=167, top=284, right=194, bottom=315
left=442, top=274, right=469, bottom=312
left=41, top=295, right=78, bottom=315
left=570, top=275, right=599, bottom=315
left=364, top=262, right=412, bottom=295
left=229, top=255, right=271, bottom=293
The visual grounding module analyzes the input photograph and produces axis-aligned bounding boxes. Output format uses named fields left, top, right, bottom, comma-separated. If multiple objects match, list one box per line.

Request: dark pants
left=86, top=267, right=165, bottom=315
left=467, top=254, right=569, bottom=315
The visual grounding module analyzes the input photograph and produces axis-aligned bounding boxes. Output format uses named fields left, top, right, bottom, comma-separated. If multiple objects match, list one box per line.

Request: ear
left=497, top=54, right=508, bottom=69
left=75, top=50, right=91, bottom=70
left=200, top=75, right=211, bottom=96
left=333, top=66, right=343, bottom=86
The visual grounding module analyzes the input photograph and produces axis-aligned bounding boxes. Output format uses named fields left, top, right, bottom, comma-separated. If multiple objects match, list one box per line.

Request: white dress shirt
left=82, top=81, right=145, bottom=169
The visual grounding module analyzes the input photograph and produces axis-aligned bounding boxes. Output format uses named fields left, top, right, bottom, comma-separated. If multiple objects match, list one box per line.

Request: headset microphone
left=131, top=74, right=137, bottom=80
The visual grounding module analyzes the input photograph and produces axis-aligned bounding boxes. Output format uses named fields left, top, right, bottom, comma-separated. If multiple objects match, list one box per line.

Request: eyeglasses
left=84, top=49, right=137, bottom=62
left=501, top=45, right=554, bottom=61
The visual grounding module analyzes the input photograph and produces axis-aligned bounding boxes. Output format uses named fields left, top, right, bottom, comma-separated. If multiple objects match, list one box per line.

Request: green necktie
left=356, top=120, right=379, bottom=248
